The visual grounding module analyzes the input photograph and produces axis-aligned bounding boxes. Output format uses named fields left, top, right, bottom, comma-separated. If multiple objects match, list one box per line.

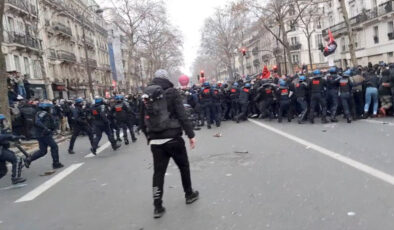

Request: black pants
left=69, top=124, right=94, bottom=151
left=310, top=93, right=327, bottom=120
left=151, top=137, right=193, bottom=208
left=201, top=103, right=214, bottom=126
left=340, top=92, right=355, bottom=117
left=92, top=123, right=116, bottom=149
left=352, top=90, right=364, bottom=117
left=278, top=100, right=291, bottom=122
left=31, top=135, right=60, bottom=164
left=327, top=89, right=339, bottom=119
left=116, top=120, right=136, bottom=141
left=236, top=102, right=249, bottom=121
left=0, top=148, right=22, bottom=179
left=296, top=97, right=308, bottom=121
left=259, top=99, right=274, bottom=119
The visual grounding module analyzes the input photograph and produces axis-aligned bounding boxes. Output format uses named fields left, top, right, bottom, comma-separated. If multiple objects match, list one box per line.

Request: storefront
left=52, top=82, right=66, bottom=99
left=25, top=80, right=47, bottom=100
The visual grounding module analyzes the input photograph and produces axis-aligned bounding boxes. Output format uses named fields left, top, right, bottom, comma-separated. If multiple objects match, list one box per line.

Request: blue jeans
left=18, top=85, right=26, bottom=98
left=364, top=87, right=378, bottom=115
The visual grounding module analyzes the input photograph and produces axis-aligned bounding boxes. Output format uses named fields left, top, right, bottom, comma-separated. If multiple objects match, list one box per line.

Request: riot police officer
left=276, top=79, right=292, bottom=123
left=339, top=70, right=354, bottom=123
left=211, top=85, right=222, bottom=127
left=309, top=70, right=328, bottom=124
left=91, top=97, right=121, bottom=154
left=326, top=67, right=341, bottom=122
left=0, top=114, right=26, bottom=184
left=235, top=83, right=251, bottom=123
left=25, top=102, right=64, bottom=169
left=229, top=82, right=240, bottom=119
left=111, top=95, right=137, bottom=145
left=293, top=75, right=309, bottom=124
left=68, top=98, right=94, bottom=154
left=199, top=82, right=214, bottom=129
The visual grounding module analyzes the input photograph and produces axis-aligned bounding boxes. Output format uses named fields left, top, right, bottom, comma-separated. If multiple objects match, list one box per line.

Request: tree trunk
left=339, top=0, right=358, bottom=67
left=0, top=1, right=11, bottom=121
left=307, top=34, right=313, bottom=71
left=280, top=21, right=294, bottom=75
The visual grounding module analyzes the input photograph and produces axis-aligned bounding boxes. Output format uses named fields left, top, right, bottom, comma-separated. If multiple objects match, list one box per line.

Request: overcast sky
left=98, top=0, right=231, bottom=76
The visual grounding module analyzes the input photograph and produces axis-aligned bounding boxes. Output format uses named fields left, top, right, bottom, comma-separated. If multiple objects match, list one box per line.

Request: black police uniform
left=339, top=76, right=354, bottom=122
left=308, top=76, right=328, bottom=123
left=326, top=73, right=340, bottom=121
left=292, top=80, right=309, bottom=123
left=68, top=104, right=94, bottom=153
left=112, top=101, right=137, bottom=145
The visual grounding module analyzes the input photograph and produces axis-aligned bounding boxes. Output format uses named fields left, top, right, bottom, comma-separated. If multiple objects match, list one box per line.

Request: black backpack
left=143, top=85, right=180, bottom=133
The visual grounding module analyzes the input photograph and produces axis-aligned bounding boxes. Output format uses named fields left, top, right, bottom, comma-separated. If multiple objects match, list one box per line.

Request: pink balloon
left=179, top=75, right=190, bottom=86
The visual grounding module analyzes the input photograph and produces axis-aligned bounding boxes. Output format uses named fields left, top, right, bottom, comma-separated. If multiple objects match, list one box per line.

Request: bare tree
left=339, top=0, right=358, bottom=67
left=247, top=0, right=312, bottom=75
left=294, top=0, right=325, bottom=70
left=0, top=1, right=10, bottom=120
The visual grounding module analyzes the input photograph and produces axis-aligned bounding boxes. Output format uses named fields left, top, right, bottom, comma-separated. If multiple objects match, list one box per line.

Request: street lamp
left=80, top=5, right=105, bottom=100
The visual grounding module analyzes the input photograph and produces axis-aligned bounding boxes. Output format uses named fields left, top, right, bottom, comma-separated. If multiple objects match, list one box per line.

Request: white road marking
left=361, top=119, right=394, bottom=126
left=0, top=184, right=27, bottom=191
left=84, top=142, right=111, bottom=158
left=15, top=163, right=84, bottom=203
left=249, top=119, right=394, bottom=186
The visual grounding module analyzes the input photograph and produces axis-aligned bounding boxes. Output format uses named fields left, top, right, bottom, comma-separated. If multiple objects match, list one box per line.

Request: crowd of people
left=182, top=63, right=394, bottom=127
left=1, top=64, right=394, bottom=218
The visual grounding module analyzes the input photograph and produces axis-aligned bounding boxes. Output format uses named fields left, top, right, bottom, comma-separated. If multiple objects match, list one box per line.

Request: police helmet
left=75, top=97, right=84, bottom=104
left=313, top=69, right=321, bottom=75
left=245, top=83, right=251, bottom=88
left=115, top=95, right=124, bottom=101
left=0, top=114, right=5, bottom=120
left=38, top=102, right=53, bottom=109
left=95, top=97, right=104, bottom=104
left=202, top=82, right=210, bottom=87
left=343, top=70, right=352, bottom=77
left=233, top=82, right=239, bottom=87
left=329, top=67, right=337, bottom=74
left=299, top=75, right=306, bottom=81
left=279, top=79, right=286, bottom=87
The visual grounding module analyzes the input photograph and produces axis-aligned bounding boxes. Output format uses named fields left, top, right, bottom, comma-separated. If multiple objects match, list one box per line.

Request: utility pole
left=339, top=0, right=358, bottom=67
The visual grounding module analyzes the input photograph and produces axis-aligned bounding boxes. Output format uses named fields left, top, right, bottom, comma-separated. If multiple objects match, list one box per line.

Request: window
left=24, top=57, right=30, bottom=76
left=350, top=4, right=356, bottom=17
left=373, top=26, right=379, bottom=44
left=14, top=55, right=20, bottom=72
left=292, top=54, right=299, bottom=64
left=315, top=34, right=323, bottom=48
left=388, top=22, right=394, bottom=40
left=291, top=37, right=298, bottom=45
left=8, top=17, right=14, bottom=32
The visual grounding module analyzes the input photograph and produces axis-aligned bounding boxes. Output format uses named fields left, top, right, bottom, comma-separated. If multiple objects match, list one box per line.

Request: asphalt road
left=1, top=117, right=394, bottom=230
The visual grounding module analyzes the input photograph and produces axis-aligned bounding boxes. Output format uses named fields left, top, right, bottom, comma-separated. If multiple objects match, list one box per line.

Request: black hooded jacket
left=139, top=78, right=195, bottom=141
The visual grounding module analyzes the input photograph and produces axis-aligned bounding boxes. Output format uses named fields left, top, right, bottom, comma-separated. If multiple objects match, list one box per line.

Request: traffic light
left=242, top=48, right=246, bottom=56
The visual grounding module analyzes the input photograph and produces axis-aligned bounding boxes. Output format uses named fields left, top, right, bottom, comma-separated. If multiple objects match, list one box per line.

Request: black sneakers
left=124, top=139, right=129, bottom=145
left=154, top=206, right=166, bottom=219
left=112, top=143, right=121, bottom=150
left=185, top=191, right=199, bottom=204
left=53, top=162, right=64, bottom=169
left=12, top=177, right=26, bottom=185
left=68, top=149, right=75, bottom=154
left=24, top=156, right=31, bottom=168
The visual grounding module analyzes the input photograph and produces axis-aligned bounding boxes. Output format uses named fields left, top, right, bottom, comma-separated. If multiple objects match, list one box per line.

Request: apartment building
left=38, top=0, right=111, bottom=99
left=323, top=0, right=394, bottom=67
left=3, top=0, right=46, bottom=99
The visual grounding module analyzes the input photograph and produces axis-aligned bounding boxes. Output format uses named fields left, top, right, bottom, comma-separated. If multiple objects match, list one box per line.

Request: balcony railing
left=95, top=23, right=108, bottom=36
left=290, top=43, right=302, bottom=50
left=47, top=49, right=57, bottom=59
left=322, top=0, right=394, bottom=36
left=57, top=50, right=76, bottom=62
left=5, top=0, right=37, bottom=16
left=83, top=37, right=94, bottom=47
left=53, top=22, right=72, bottom=37
left=82, top=58, right=98, bottom=68
left=5, top=32, right=42, bottom=50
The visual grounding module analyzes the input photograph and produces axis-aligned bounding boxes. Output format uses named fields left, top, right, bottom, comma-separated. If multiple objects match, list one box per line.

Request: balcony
left=52, top=22, right=72, bottom=37
left=5, top=0, right=37, bottom=17
left=57, top=50, right=76, bottom=63
left=322, top=0, right=394, bottom=37
left=95, top=23, right=108, bottom=36
left=290, top=43, right=302, bottom=50
left=253, top=59, right=260, bottom=67
left=82, top=58, right=98, bottom=68
left=47, top=49, right=57, bottom=59
left=83, top=36, right=95, bottom=48
left=5, top=33, right=42, bottom=50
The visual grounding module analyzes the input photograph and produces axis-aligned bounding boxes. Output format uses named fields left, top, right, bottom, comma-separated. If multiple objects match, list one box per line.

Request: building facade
left=322, top=0, right=394, bottom=67
left=3, top=0, right=46, bottom=99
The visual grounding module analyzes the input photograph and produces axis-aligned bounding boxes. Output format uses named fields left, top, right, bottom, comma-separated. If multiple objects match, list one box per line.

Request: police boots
left=112, top=142, right=121, bottom=150
left=12, top=177, right=26, bottom=185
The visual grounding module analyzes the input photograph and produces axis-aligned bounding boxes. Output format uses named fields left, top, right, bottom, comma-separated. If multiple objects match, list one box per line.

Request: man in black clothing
left=140, top=69, right=199, bottom=219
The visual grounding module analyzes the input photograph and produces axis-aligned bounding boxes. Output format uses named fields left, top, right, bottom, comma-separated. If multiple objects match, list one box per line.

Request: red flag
left=261, top=66, right=271, bottom=79
left=323, top=29, right=337, bottom=57
left=328, top=29, right=335, bottom=43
